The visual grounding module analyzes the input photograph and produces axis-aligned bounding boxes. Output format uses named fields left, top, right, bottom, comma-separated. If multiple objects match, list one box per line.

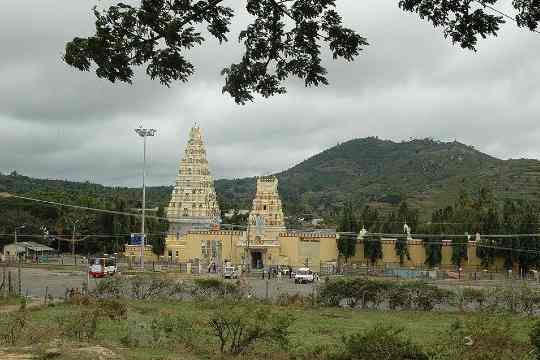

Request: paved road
left=5, top=266, right=90, bottom=299
left=5, top=266, right=318, bottom=300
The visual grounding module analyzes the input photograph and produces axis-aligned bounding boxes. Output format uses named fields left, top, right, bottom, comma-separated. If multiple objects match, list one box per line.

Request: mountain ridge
left=3, top=137, right=540, bottom=220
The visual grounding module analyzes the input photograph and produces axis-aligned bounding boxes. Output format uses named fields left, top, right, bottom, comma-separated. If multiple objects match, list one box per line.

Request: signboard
left=130, top=233, right=145, bottom=246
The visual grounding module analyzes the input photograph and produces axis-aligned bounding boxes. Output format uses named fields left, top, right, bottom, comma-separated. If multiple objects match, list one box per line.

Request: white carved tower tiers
left=247, top=176, right=286, bottom=242
left=166, top=126, right=220, bottom=235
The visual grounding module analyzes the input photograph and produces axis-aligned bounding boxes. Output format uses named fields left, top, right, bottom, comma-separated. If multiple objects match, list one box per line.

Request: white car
left=294, top=267, right=315, bottom=284
left=223, top=266, right=240, bottom=279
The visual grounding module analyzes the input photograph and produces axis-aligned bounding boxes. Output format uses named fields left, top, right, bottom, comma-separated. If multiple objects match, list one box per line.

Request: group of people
left=261, top=266, right=293, bottom=280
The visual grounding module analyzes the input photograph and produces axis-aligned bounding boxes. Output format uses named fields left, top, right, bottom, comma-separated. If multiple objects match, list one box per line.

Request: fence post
left=18, top=258, right=22, bottom=296
left=8, top=271, right=12, bottom=295
left=265, top=278, right=269, bottom=300
left=44, top=286, right=48, bottom=305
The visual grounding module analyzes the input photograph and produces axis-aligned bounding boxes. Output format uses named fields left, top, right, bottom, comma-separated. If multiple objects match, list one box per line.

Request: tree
left=65, top=1, right=540, bottom=103
left=360, top=205, right=383, bottom=265
left=337, top=202, right=358, bottom=263
left=364, top=236, right=383, bottom=266
left=393, top=201, right=417, bottom=265
left=360, top=205, right=379, bottom=232
left=149, top=206, right=168, bottom=256
left=424, top=208, right=446, bottom=267
left=65, top=0, right=367, bottom=104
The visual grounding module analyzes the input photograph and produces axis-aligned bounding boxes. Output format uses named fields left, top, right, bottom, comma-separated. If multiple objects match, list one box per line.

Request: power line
left=0, top=192, right=170, bottom=221
left=474, top=0, right=540, bottom=35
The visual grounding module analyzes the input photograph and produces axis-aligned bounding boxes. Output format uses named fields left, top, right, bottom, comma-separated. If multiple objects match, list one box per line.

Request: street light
left=135, top=125, right=157, bottom=270
left=72, top=219, right=80, bottom=261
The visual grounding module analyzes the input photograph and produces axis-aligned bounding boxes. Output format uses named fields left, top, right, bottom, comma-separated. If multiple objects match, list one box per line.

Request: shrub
left=462, top=288, right=486, bottom=311
left=129, top=275, right=180, bottom=300
left=388, top=286, right=412, bottom=310
left=209, top=304, right=293, bottom=354
left=192, top=278, right=242, bottom=300
left=150, top=314, right=194, bottom=347
left=97, top=299, right=128, bottom=320
left=409, top=283, right=453, bottom=311
left=530, top=321, right=540, bottom=359
left=59, top=308, right=99, bottom=340
left=432, top=317, right=533, bottom=360
left=335, top=325, right=428, bottom=360
left=94, top=275, right=125, bottom=299
left=0, top=306, right=29, bottom=345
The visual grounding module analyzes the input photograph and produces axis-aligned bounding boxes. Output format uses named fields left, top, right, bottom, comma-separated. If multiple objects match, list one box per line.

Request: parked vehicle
left=294, top=267, right=315, bottom=284
left=89, top=256, right=118, bottom=278
left=223, top=265, right=240, bottom=279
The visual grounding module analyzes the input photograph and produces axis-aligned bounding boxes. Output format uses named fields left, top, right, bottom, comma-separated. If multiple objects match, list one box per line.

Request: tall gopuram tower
left=166, top=126, right=220, bottom=236
left=247, top=176, right=286, bottom=243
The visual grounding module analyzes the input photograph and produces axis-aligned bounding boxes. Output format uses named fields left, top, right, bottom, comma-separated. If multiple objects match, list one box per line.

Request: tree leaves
left=64, top=0, right=233, bottom=86
left=65, top=0, right=540, bottom=102
left=398, top=0, right=505, bottom=51
left=65, top=0, right=366, bottom=104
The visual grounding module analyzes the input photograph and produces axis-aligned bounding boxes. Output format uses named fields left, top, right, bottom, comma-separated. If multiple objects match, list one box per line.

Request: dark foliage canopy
left=65, top=1, right=540, bottom=103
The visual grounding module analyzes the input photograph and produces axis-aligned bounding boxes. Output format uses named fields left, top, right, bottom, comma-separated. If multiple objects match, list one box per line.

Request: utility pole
left=135, top=126, right=157, bottom=271
left=246, top=220, right=251, bottom=272
left=72, top=219, right=79, bottom=259
left=14, top=225, right=24, bottom=293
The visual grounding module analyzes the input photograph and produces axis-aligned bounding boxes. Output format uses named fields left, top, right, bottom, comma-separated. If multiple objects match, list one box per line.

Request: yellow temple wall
left=124, top=245, right=158, bottom=262
left=161, top=231, right=515, bottom=271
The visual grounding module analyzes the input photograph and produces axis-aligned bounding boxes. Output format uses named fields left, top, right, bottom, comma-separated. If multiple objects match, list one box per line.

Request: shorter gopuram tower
left=166, top=126, right=220, bottom=237
left=244, top=176, right=286, bottom=268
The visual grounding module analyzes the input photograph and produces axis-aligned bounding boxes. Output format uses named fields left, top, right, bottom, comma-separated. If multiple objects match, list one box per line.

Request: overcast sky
left=1, top=0, right=539, bottom=187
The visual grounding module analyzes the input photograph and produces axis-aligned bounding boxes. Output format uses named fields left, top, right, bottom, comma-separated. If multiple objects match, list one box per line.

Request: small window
left=263, top=205, right=267, bottom=210
left=175, top=251, right=179, bottom=257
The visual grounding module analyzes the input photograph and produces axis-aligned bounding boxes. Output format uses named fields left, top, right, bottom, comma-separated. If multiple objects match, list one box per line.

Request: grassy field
left=0, top=298, right=535, bottom=360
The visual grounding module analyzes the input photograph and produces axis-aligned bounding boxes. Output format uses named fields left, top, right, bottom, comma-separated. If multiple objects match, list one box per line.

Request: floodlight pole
left=135, top=126, right=156, bottom=271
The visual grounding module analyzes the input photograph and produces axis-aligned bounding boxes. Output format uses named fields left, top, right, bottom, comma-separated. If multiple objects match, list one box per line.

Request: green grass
left=0, top=294, right=24, bottom=306
left=7, top=300, right=537, bottom=359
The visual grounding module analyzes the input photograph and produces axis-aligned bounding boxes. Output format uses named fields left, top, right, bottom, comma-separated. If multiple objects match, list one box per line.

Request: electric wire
left=474, top=0, right=540, bottom=34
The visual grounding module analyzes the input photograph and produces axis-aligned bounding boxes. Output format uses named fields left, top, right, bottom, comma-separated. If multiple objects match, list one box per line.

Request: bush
left=530, top=321, right=540, bottom=359
left=97, top=299, right=128, bottom=320
left=59, top=308, right=99, bottom=341
left=94, top=275, right=125, bottom=299
left=209, top=304, right=293, bottom=354
left=409, top=283, right=453, bottom=311
left=150, top=313, right=194, bottom=347
left=388, top=286, right=412, bottom=310
left=334, top=325, right=428, bottom=360
left=319, top=278, right=452, bottom=311
left=192, top=278, right=242, bottom=300
left=432, top=317, right=533, bottom=360
left=462, top=288, right=486, bottom=311
left=0, top=305, right=29, bottom=345
left=129, top=275, right=182, bottom=300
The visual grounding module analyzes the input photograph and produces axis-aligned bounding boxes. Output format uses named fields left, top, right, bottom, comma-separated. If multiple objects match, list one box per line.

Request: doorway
left=251, top=251, right=263, bottom=269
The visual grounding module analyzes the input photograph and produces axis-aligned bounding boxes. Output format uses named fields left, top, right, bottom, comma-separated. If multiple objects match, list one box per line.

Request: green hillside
left=215, top=138, right=540, bottom=219
left=3, top=137, right=540, bottom=224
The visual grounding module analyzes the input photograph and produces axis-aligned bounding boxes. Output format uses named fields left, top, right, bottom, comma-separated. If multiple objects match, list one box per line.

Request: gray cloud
left=1, top=0, right=540, bottom=187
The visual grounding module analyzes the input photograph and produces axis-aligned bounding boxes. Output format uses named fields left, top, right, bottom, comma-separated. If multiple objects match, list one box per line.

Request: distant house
left=3, top=241, right=55, bottom=258
left=223, top=209, right=250, bottom=219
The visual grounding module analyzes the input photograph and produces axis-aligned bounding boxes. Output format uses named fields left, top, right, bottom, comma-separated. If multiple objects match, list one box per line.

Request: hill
left=3, top=137, right=540, bottom=223
left=215, top=137, right=540, bottom=219
left=0, top=171, right=172, bottom=209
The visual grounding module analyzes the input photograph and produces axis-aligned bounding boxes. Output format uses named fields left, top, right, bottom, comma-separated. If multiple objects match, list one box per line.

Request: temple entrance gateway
left=251, top=250, right=263, bottom=269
